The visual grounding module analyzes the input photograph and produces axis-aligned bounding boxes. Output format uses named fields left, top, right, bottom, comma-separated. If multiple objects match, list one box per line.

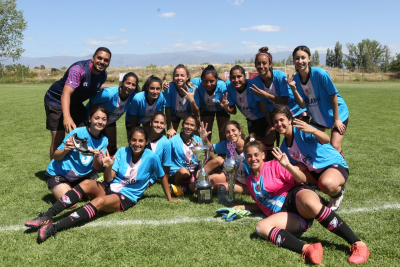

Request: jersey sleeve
left=213, top=141, right=227, bottom=155
left=152, top=154, right=165, bottom=178
left=193, top=86, right=200, bottom=107
left=320, top=69, right=338, bottom=96
left=162, top=140, right=173, bottom=167
left=129, top=96, right=140, bottom=116
left=65, top=65, right=86, bottom=90
left=90, top=87, right=113, bottom=105
left=191, top=77, right=202, bottom=87
left=111, top=148, right=122, bottom=173
left=277, top=72, right=290, bottom=97
left=163, top=88, right=172, bottom=108
left=101, top=136, right=109, bottom=153
left=156, top=94, right=166, bottom=111
left=227, top=89, right=235, bottom=107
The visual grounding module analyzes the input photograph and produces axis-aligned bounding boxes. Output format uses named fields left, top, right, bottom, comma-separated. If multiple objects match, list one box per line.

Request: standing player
left=286, top=45, right=349, bottom=155
left=234, top=142, right=370, bottom=265
left=249, top=47, right=307, bottom=160
left=191, top=65, right=229, bottom=142
left=272, top=105, right=348, bottom=210
left=44, top=105, right=109, bottom=205
left=44, top=47, right=112, bottom=159
left=164, top=64, right=200, bottom=138
left=87, top=72, right=139, bottom=155
left=26, top=127, right=171, bottom=243
left=126, top=75, right=165, bottom=133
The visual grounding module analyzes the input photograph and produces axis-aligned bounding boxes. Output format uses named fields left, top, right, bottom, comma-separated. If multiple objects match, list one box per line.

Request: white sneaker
left=328, top=187, right=345, bottom=211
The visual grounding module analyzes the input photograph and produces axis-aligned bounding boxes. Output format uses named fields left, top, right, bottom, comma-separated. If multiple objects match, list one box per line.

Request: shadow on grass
left=35, top=170, right=47, bottom=181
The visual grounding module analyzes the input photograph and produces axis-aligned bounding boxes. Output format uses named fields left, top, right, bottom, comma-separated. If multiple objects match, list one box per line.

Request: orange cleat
left=348, top=243, right=370, bottom=264
left=302, top=243, right=323, bottom=265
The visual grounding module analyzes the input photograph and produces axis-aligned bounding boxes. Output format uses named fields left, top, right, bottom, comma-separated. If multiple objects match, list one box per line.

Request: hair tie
left=256, top=52, right=272, bottom=63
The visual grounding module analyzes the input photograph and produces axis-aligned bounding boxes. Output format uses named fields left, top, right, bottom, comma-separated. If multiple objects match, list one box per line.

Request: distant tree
left=281, top=59, right=285, bottom=65
left=333, top=42, right=343, bottom=68
left=40, top=65, right=45, bottom=70
left=344, top=39, right=385, bottom=72
left=389, top=53, right=400, bottom=73
left=0, top=0, right=28, bottom=63
left=311, top=50, right=320, bottom=66
left=381, top=46, right=391, bottom=72
left=250, top=57, right=254, bottom=64
left=326, top=48, right=332, bottom=67
left=343, top=43, right=357, bottom=71
left=286, top=54, right=293, bottom=65
left=34, top=66, right=39, bottom=69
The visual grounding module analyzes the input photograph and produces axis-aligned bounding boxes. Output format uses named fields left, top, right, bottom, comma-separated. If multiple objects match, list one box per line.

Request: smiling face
left=150, top=114, right=166, bottom=135
left=245, top=146, right=265, bottom=172
left=202, top=73, right=217, bottom=92
left=91, top=51, right=111, bottom=74
left=182, top=117, right=197, bottom=136
left=225, top=124, right=242, bottom=143
left=121, top=76, right=137, bottom=96
left=130, top=131, right=147, bottom=154
left=173, top=68, right=189, bottom=88
left=255, top=54, right=272, bottom=76
left=89, top=110, right=108, bottom=131
left=273, top=112, right=291, bottom=135
left=230, top=69, right=246, bottom=91
left=293, top=50, right=311, bottom=72
left=147, top=81, right=162, bottom=100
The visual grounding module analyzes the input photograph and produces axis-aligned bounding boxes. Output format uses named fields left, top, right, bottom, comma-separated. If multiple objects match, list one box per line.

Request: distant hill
left=4, top=50, right=326, bottom=69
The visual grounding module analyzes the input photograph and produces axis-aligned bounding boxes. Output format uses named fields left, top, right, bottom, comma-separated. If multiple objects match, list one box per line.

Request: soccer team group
left=24, top=46, right=370, bottom=264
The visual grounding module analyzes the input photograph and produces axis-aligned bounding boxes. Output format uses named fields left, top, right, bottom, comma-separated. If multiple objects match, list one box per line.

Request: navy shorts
left=103, top=182, right=136, bottom=212
left=45, top=172, right=88, bottom=190
left=309, top=164, right=349, bottom=182
left=200, top=109, right=230, bottom=118
left=310, top=118, right=349, bottom=135
left=247, top=117, right=268, bottom=137
left=45, top=102, right=87, bottom=131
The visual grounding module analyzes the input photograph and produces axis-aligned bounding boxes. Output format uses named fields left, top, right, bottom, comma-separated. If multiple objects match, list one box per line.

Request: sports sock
left=54, top=203, right=98, bottom=231
left=315, top=206, right=360, bottom=244
left=44, top=185, right=85, bottom=217
left=268, top=227, right=305, bottom=254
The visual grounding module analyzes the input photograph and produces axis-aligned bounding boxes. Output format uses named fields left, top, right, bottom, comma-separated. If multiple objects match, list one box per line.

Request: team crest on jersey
left=291, top=150, right=300, bottom=160
left=304, top=87, right=312, bottom=95
left=83, top=82, right=88, bottom=87
left=121, top=195, right=125, bottom=200
left=70, top=212, right=80, bottom=218
left=62, top=195, right=72, bottom=205
left=327, top=217, right=338, bottom=231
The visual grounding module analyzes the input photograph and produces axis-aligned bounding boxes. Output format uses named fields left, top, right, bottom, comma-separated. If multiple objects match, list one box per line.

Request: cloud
left=24, top=36, right=33, bottom=40
left=310, top=46, right=333, bottom=53
left=120, top=28, right=127, bottom=32
left=162, top=40, right=227, bottom=51
left=145, top=42, right=160, bottom=48
left=163, top=31, right=186, bottom=35
left=228, top=0, right=244, bottom=5
left=84, top=38, right=129, bottom=46
left=159, top=12, right=176, bottom=18
left=240, top=25, right=281, bottom=32
left=240, top=42, right=293, bottom=53
left=104, top=36, right=118, bottom=40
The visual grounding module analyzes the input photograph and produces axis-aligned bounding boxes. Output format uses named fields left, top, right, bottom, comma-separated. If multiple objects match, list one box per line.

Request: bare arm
left=272, top=147, right=307, bottom=183
left=285, top=75, right=306, bottom=109
left=330, top=94, right=346, bottom=134
left=250, top=84, right=289, bottom=105
left=165, top=108, right=176, bottom=138
left=293, top=119, right=330, bottom=144
left=53, top=137, right=75, bottom=161
left=61, top=85, right=75, bottom=133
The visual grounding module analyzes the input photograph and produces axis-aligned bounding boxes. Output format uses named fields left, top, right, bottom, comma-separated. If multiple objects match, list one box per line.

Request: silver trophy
left=223, top=142, right=239, bottom=202
left=190, top=145, right=213, bottom=204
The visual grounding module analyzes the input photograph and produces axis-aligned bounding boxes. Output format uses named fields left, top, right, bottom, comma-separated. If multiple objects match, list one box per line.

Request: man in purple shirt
left=44, top=47, right=112, bottom=159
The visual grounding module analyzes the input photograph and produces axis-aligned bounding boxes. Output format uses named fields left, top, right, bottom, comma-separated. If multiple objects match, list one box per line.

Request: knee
left=255, top=220, right=272, bottom=239
left=216, top=156, right=224, bottom=165
left=331, top=142, right=341, bottom=152
left=318, top=178, right=339, bottom=194
left=91, top=197, right=105, bottom=210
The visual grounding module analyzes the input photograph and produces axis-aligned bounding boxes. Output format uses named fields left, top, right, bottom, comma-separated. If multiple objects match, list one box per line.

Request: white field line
left=2, top=203, right=400, bottom=232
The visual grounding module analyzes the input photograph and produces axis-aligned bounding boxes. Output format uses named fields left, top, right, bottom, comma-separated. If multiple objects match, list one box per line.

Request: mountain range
left=4, top=50, right=326, bottom=69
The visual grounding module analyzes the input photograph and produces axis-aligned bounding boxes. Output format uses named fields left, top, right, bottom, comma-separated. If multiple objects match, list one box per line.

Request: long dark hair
left=142, top=75, right=162, bottom=92
left=128, top=126, right=149, bottom=143
left=292, top=45, right=311, bottom=73
left=201, top=64, right=219, bottom=80
left=181, top=113, right=200, bottom=132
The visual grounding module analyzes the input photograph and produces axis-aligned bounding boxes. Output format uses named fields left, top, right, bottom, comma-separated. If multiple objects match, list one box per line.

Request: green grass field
left=0, top=82, right=399, bottom=266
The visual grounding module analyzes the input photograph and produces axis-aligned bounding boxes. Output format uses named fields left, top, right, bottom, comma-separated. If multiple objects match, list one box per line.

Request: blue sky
left=18, top=0, right=400, bottom=58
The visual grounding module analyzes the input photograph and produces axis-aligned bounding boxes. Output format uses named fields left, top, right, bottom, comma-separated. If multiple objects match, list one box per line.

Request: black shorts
left=247, top=117, right=268, bottom=137
left=106, top=121, right=116, bottom=128
left=168, top=166, right=199, bottom=184
left=103, top=182, right=136, bottom=212
left=45, top=102, right=87, bottom=131
left=200, top=109, right=230, bottom=118
left=280, top=184, right=315, bottom=233
left=309, top=164, right=349, bottom=183
left=294, top=111, right=310, bottom=123
left=310, top=118, right=349, bottom=135
left=45, top=172, right=88, bottom=190
left=171, top=114, right=182, bottom=124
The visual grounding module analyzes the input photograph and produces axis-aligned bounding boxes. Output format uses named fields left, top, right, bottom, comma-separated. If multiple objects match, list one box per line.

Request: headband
left=256, top=52, right=272, bottom=63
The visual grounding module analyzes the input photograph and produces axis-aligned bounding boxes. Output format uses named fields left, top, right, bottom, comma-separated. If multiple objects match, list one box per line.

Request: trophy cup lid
left=190, top=145, right=212, bottom=152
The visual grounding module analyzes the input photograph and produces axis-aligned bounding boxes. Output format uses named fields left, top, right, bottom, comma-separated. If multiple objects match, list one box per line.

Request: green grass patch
left=0, top=83, right=399, bottom=266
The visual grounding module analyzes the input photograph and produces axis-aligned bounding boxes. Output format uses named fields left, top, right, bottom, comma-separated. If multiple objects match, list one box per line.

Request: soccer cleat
left=328, top=187, right=345, bottom=211
left=348, top=243, right=370, bottom=264
left=37, top=224, right=57, bottom=243
left=25, top=213, right=53, bottom=229
left=170, top=184, right=184, bottom=197
left=71, top=133, right=93, bottom=156
left=302, top=243, right=323, bottom=265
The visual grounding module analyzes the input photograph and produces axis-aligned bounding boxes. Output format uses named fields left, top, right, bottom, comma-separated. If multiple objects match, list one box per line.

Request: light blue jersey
left=293, top=67, right=349, bottom=127
left=252, top=70, right=306, bottom=116
left=213, top=141, right=251, bottom=184
left=127, top=91, right=165, bottom=124
left=225, top=80, right=264, bottom=121
left=110, top=148, right=164, bottom=203
left=191, top=77, right=227, bottom=112
left=169, top=133, right=203, bottom=176
left=46, top=127, right=108, bottom=181
left=164, top=82, right=200, bottom=119
left=280, top=126, right=348, bottom=172
left=87, top=86, right=135, bottom=125
left=148, top=135, right=172, bottom=184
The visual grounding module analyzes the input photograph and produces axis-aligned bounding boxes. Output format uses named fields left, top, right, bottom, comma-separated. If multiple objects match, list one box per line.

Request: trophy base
left=197, top=185, right=213, bottom=204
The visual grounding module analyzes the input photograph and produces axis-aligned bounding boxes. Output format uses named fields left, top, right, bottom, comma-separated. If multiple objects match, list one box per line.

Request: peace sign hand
left=271, top=147, right=290, bottom=168
left=250, top=84, right=270, bottom=99
left=292, top=118, right=315, bottom=134
left=217, top=93, right=230, bottom=110
left=100, top=150, right=114, bottom=168
left=285, top=74, right=297, bottom=92
left=183, top=85, right=196, bottom=103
